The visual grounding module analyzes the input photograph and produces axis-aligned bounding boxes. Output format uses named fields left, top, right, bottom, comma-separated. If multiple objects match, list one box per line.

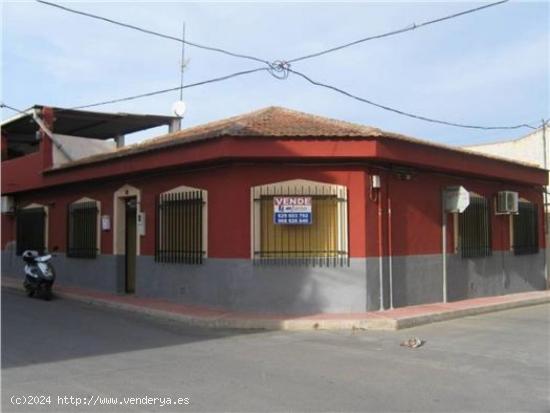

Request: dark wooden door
left=125, top=198, right=137, bottom=293
left=16, top=208, right=45, bottom=255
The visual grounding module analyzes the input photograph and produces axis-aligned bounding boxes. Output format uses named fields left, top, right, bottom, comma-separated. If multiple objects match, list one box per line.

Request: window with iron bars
left=252, top=180, right=349, bottom=266
left=513, top=201, right=539, bottom=255
left=155, top=189, right=206, bottom=264
left=458, top=195, right=492, bottom=258
left=67, top=201, right=99, bottom=258
left=16, top=206, right=46, bottom=255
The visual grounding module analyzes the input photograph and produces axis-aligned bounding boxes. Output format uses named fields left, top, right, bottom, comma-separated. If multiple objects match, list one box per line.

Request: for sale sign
left=273, top=196, right=312, bottom=224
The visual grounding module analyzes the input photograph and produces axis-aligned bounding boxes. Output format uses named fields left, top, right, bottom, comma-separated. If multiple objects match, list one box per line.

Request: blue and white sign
left=273, top=196, right=312, bottom=224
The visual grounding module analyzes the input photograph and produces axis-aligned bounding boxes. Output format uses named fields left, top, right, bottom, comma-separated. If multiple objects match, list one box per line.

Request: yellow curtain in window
left=260, top=196, right=338, bottom=258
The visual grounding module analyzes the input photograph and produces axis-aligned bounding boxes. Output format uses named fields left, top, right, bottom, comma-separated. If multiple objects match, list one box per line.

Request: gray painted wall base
left=367, top=250, right=547, bottom=311
left=2, top=244, right=547, bottom=314
left=1, top=247, right=119, bottom=293
left=136, top=257, right=367, bottom=315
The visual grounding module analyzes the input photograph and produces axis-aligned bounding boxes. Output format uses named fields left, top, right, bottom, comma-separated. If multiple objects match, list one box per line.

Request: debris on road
left=400, top=337, right=425, bottom=349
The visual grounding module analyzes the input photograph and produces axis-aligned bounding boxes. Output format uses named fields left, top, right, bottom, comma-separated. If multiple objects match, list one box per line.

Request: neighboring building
left=463, top=125, right=549, bottom=172
left=1, top=106, right=547, bottom=314
left=464, top=124, right=549, bottom=284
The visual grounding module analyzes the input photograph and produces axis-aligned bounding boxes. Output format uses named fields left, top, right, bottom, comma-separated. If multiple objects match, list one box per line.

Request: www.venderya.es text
left=10, top=394, right=191, bottom=408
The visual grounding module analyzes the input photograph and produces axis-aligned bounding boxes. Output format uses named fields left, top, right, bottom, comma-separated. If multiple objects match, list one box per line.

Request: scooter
left=22, top=249, right=56, bottom=300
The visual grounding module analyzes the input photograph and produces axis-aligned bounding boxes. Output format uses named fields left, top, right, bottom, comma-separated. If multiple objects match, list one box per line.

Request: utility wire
left=36, top=0, right=270, bottom=66
left=288, top=0, right=509, bottom=63
left=288, top=69, right=537, bottom=130
left=2, top=68, right=268, bottom=113
left=0, top=103, right=32, bottom=116
left=23, top=0, right=539, bottom=131
left=72, top=67, right=269, bottom=109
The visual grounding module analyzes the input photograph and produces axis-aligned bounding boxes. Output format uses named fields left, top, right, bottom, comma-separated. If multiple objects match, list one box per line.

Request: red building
left=1, top=106, right=547, bottom=313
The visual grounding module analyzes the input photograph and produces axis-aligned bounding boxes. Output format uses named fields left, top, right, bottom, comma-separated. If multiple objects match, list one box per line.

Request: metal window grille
left=513, top=202, right=539, bottom=255
left=67, top=201, right=99, bottom=258
left=155, top=191, right=205, bottom=264
left=458, top=196, right=492, bottom=258
left=16, top=207, right=46, bottom=255
left=253, top=184, right=349, bottom=266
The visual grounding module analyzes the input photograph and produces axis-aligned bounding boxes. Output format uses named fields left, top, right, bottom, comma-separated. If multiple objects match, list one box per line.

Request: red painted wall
left=127, top=163, right=367, bottom=258
left=365, top=168, right=545, bottom=257
left=2, top=152, right=43, bottom=194
left=2, top=136, right=546, bottom=195
left=1, top=161, right=544, bottom=258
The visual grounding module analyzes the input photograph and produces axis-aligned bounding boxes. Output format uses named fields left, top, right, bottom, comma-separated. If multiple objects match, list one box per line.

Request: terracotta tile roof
left=160, top=105, right=382, bottom=139
left=49, top=106, right=541, bottom=170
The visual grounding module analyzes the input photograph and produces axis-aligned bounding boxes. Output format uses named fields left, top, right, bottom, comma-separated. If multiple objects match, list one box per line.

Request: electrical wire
left=288, top=0, right=509, bottom=63
left=71, top=67, right=269, bottom=109
left=36, top=0, right=270, bottom=66
left=288, top=68, right=538, bottom=130
left=0, top=103, right=32, bottom=116
left=16, top=0, right=541, bottom=131
left=2, top=67, right=268, bottom=113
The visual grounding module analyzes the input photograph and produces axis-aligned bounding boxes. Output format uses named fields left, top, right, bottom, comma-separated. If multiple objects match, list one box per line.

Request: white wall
left=52, top=134, right=116, bottom=166
left=463, top=126, right=549, bottom=169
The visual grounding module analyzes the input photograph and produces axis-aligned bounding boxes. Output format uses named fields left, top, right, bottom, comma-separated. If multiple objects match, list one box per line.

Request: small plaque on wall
left=137, top=212, right=146, bottom=236
left=101, top=215, right=111, bottom=231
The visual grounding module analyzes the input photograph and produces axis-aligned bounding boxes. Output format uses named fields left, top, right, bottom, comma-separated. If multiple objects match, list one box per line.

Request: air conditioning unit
left=1, top=196, right=15, bottom=214
left=496, top=191, right=518, bottom=214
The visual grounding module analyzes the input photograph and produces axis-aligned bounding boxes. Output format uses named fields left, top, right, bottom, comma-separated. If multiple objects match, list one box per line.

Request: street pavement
left=2, top=288, right=549, bottom=412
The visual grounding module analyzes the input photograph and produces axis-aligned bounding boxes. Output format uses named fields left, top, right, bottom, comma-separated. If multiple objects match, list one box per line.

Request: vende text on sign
left=273, top=196, right=312, bottom=224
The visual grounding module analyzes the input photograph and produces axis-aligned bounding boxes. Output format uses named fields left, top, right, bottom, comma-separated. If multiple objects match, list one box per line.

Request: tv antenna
left=173, top=22, right=189, bottom=117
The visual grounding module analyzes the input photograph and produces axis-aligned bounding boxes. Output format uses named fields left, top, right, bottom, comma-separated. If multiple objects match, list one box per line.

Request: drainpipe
left=378, top=184, right=385, bottom=311
left=542, top=120, right=549, bottom=287
left=441, top=188, right=448, bottom=303
left=387, top=195, right=394, bottom=310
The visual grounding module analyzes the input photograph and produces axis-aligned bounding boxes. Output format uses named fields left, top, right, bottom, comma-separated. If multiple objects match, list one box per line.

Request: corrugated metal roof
left=1, top=105, right=178, bottom=141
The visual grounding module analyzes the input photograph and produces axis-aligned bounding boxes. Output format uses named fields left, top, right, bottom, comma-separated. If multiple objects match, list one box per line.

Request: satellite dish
left=172, top=100, right=187, bottom=118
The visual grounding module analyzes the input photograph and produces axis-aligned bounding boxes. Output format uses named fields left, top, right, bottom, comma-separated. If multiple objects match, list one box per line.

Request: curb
left=2, top=281, right=548, bottom=331
left=0, top=282, right=383, bottom=330
left=1, top=282, right=282, bottom=330
left=393, top=296, right=550, bottom=329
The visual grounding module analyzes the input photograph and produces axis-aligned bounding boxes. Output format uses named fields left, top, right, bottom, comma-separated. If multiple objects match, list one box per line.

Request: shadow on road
left=1, top=288, right=265, bottom=369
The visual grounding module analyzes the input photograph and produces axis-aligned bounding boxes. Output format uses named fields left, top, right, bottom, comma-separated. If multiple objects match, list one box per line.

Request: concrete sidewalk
left=2, top=277, right=549, bottom=330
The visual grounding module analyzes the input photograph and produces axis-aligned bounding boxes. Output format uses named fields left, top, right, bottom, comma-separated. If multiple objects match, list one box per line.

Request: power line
left=22, top=0, right=540, bottom=131
left=2, top=67, right=268, bottom=113
left=288, top=69, right=538, bottom=131
left=36, top=0, right=270, bottom=66
left=288, top=0, right=509, bottom=64
left=72, top=67, right=269, bottom=109
left=0, top=103, right=32, bottom=116
left=35, top=0, right=509, bottom=70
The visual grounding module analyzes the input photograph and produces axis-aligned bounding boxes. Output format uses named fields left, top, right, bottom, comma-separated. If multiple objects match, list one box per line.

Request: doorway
left=125, top=197, right=137, bottom=293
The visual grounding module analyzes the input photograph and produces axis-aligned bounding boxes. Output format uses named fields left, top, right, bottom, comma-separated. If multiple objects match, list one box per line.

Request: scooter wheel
left=26, top=289, right=35, bottom=298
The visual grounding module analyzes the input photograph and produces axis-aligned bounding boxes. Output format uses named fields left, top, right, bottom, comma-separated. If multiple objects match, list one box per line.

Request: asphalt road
left=2, top=288, right=549, bottom=413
